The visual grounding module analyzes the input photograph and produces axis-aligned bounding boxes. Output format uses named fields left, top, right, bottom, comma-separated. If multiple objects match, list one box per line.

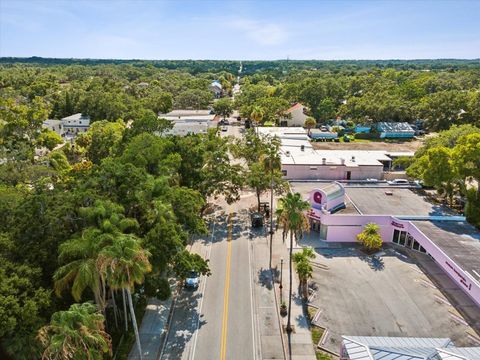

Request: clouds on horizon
left=1, top=0, right=479, bottom=60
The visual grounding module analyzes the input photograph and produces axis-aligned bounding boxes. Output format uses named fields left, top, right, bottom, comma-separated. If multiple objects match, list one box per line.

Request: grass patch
left=307, top=306, right=317, bottom=322
left=316, top=351, right=332, bottom=360
left=311, top=325, right=324, bottom=345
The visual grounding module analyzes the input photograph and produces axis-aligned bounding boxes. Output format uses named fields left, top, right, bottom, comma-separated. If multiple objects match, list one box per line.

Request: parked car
left=223, top=119, right=230, bottom=125
left=221, top=126, right=228, bottom=132
left=185, top=270, right=199, bottom=289
left=387, top=179, right=410, bottom=185
left=250, top=212, right=263, bottom=228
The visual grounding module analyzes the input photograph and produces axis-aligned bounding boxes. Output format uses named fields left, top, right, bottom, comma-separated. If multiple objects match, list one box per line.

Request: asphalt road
left=161, top=210, right=256, bottom=360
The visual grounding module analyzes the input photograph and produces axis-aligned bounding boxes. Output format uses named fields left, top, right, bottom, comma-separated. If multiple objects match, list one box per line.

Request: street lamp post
left=279, top=257, right=284, bottom=303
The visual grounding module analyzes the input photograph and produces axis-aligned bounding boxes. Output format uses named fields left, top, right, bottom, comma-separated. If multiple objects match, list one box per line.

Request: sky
left=1, top=0, right=479, bottom=60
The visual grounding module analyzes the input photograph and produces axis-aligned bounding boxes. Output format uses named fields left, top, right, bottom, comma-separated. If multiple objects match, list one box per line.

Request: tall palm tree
left=53, top=229, right=112, bottom=310
left=97, top=234, right=151, bottom=360
left=277, top=192, right=310, bottom=333
left=37, top=302, right=112, bottom=360
left=261, top=137, right=282, bottom=269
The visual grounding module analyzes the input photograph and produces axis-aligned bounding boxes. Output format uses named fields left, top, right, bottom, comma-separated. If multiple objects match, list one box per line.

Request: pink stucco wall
left=283, top=164, right=383, bottom=180
left=308, top=209, right=480, bottom=307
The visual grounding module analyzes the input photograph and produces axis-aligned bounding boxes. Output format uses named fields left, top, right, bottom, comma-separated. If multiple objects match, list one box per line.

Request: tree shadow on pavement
left=359, top=255, right=385, bottom=271
left=160, top=291, right=207, bottom=360
left=257, top=267, right=274, bottom=290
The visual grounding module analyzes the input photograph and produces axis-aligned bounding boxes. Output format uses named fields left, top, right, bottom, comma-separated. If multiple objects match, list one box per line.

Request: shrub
left=357, top=223, right=383, bottom=251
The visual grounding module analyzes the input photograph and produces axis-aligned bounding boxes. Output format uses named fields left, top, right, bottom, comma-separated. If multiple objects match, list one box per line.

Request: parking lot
left=309, top=245, right=479, bottom=354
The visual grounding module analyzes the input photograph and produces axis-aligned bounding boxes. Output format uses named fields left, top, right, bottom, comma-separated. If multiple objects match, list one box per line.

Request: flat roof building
left=258, top=127, right=413, bottom=181
left=158, top=110, right=217, bottom=136
left=291, top=182, right=480, bottom=308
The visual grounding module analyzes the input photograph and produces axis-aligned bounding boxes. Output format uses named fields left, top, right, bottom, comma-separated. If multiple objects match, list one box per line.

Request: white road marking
left=190, top=220, right=215, bottom=360
left=247, top=219, right=259, bottom=360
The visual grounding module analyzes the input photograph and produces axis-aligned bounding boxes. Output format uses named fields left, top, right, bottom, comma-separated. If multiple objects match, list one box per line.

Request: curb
left=272, top=273, right=288, bottom=360
left=157, top=284, right=178, bottom=360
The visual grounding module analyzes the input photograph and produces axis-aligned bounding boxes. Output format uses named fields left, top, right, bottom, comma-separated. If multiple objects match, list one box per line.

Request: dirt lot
left=311, top=138, right=424, bottom=152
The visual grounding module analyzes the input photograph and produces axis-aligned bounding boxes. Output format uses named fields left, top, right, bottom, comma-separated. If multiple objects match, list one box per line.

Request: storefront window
left=393, top=229, right=400, bottom=243
left=319, top=224, right=328, bottom=240
left=413, top=240, right=420, bottom=251
left=399, top=231, right=406, bottom=245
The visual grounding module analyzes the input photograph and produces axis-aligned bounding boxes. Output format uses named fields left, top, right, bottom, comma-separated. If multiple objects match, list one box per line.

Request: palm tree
left=277, top=192, right=310, bottom=333
left=53, top=229, right=112, bottom=310
left=304, top=117, right=316, bottom=135
left=292, top=247, right=315, bottom=299
left=356, top=223, right=383, bottom=252
left=250, top=106, right=264, bottom=132
left=97, top=234, right=151, bottom=360
left=37, top=302, right=111, bottom=360
left=261, top=137, right=282, bottom=269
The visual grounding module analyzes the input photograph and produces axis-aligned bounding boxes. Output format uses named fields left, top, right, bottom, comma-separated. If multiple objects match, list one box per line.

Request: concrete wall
left=282, top=164, right=383, bottom=180
left=309, top=210, right=480, bottom=307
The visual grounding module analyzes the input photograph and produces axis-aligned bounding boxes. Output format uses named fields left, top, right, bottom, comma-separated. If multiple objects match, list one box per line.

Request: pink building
left=291, top=182, right=480, bottom=308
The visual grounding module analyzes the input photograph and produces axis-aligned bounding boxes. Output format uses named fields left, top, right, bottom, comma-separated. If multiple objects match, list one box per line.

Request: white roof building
left=257, top=127, right=413, bottom=181
left=61, top=113, right=90, bottom=137
left=158, top=110, right=217, bottom=136
left=341, top=336, right=480, bottom=360
left=43, top=119, right=64, bottom=136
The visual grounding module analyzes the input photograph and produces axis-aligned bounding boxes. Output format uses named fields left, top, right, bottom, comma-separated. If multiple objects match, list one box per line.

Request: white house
left=280, top=103, right=309, bottom=127
left=61, top=113, right=90, bottom=137
left=209, top=80, right=223, bottom=98
left=43, top=119, right=64, bottom=136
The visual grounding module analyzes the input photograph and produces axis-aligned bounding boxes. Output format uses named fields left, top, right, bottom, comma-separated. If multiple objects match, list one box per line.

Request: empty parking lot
left=309, top=246, right=479, bottom=354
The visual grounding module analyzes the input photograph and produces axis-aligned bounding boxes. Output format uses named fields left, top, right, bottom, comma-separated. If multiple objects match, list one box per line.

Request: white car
left=185, top=270, right=199, bottom=289
left=387, top=179, right=410, bottom=185
left=221, top=126, right=228, bottom=132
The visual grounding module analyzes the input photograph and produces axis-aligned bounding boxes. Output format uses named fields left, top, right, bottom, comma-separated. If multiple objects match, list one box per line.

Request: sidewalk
left=271, top=230, right=316, bottom=360
left=128, top=296, right=173, bottom=360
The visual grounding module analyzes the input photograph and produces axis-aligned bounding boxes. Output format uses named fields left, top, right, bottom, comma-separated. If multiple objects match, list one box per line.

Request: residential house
left=280, top=103, right=309, bottom=127
left=43, top=119, right=64, bottom=136
left=61, top=113, right=90, bottom=137
left=209, top=80, right=223, bottom=98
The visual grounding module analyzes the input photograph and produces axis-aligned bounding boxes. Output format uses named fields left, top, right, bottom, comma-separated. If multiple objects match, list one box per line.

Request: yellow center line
left=220, top=212, right=233, bottom=360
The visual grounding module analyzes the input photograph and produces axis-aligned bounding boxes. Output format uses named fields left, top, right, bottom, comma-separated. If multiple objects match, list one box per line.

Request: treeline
left=0, top=64, right=238, bottom=121
left=0, top=98, right=243, bottom=358
left=236, top=67, right=480, bottom=131
left=1, top=57, right=479, bottom=74
left=401, top=124, right=480, bottom=227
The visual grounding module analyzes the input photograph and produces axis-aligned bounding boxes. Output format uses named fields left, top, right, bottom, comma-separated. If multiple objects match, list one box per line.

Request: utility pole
left=269, top=162, right=274, bottom=269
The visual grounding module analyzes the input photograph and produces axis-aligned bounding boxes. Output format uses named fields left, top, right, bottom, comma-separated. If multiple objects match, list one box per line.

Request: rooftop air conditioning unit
left=351, top=156, right=355, bottom=162
left=301, top=145, right=305, bottom=151
left=340, top=158, right=345, bottom=165
left=322, top=158, right=326, bottom=165
left=285, top=151, right=291, bottom=156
